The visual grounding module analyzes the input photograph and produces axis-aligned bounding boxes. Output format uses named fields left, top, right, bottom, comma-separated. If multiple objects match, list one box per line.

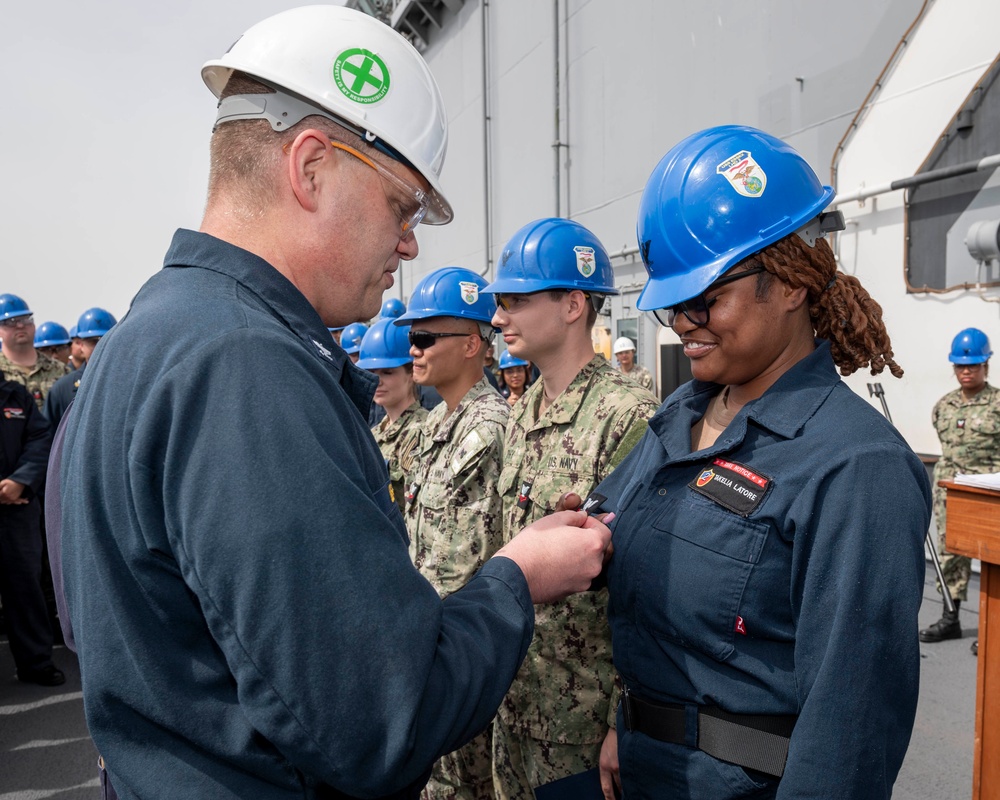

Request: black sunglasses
left=407, top=330, right=474, bottom=349
left=653, top=266, right=767, bottom=328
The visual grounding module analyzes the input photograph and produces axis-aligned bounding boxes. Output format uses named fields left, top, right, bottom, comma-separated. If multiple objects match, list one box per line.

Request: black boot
left=919, top=600, right=962, bottom=642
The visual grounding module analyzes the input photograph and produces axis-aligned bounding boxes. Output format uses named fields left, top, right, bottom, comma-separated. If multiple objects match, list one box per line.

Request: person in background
left=67, top=326, right=86, bottom=371
left=923, top=327, right=1000, bottom=656
left=58, top=8, right=611, bottom=798
left=341, top=321, right=369, bottom=365
left=44, top=308, right=118, bottom=428
left=0, top=294, right=69, bottom=409
left=34, top=322, right=72, bottom=365
left=0, top=367, right=60, bottom=686
left=612, top=336, right=654, bottom=393
left=486, top=218, right=658, bottom=800
left=593, top=125, right=930, bottom=799
left=396, top=267, right=509, bottom=800
left=357, top=318, right=427, bottom=513
left=498, top=350, right=529, bottom=405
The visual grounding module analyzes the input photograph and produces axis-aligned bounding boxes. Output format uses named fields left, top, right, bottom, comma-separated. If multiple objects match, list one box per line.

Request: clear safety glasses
left=494, top=290, right=593, bottom=313
left=328, top=140, right=430, bottom=235
left=653, top=266, right=766, bottom=328
left=0, top=315, right=33, bottom=328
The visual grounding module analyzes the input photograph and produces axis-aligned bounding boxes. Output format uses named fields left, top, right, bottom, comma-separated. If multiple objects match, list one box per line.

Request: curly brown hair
left=754, top=234, right=903, bottom=378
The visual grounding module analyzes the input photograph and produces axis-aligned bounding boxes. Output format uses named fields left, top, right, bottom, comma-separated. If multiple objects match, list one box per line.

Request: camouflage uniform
left=493, top=355, right=657, bottom=799
left=620, top=363, right=654, bottom=392
left=0, top=352, right=69, bottom=410
left=402, top=376, right=509, bottom=800
left=373, top=400, right=427, bottom=513
left=931, top=383, right=1000, bottom=601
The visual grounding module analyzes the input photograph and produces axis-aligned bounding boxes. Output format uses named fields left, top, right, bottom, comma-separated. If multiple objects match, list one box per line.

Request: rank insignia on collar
left=517, top=480, right=533, bottom=509
left=580, top=492, right=607, bottom=515
left=405, top=483, right=419, bottom=505
left=689, top=458, right=771, bottom=517
left=957, top=419, right=966, bottom=429
left=3, top=407, right=25, bottom=420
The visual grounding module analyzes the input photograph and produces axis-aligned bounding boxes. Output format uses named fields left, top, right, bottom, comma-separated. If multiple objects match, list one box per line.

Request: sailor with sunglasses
left=393, top=266, right=510, bottom=800
left=590, top=127, right=930, bottom=799
left=57, top=9, right=611, bottom=799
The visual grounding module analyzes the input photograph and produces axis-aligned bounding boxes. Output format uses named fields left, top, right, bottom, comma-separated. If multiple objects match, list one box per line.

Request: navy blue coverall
left=597, top=342, right=930, bottom=799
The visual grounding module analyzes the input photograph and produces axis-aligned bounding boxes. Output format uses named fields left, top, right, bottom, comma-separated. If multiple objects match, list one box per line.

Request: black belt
left=621, top=686, right=797, bottom=778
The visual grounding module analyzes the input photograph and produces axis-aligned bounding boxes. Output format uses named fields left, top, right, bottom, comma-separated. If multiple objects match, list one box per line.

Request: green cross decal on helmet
left=334, top=48, right=390, bottom=104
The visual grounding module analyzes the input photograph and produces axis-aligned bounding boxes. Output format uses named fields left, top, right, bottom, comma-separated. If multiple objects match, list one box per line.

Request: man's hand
left=599, top=728, right=621, bottom=799
left=494, top=510, right=612, bottom=604
left=0, top=479, right=28, bottom=505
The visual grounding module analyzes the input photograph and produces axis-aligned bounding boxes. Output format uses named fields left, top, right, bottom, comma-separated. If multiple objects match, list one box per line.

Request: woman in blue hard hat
left=923, top=328, right=1000, bottom=656
left=591, top=126, right=930, bottom=799
left=498, top=349, right=529, bottom=405
left=356, top=318, right=426, bottom=513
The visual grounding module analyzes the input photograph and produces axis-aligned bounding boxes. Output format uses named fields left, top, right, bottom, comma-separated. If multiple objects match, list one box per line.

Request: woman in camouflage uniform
left=357, top=318, right=427, bottom=513
left=922, top=328, right=1000, bottom=654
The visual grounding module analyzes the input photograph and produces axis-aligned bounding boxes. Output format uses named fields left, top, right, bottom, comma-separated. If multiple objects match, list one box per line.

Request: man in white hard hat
left=58, top=8, right=610, bottom=800
left=612, top=336, right=654, bottom=392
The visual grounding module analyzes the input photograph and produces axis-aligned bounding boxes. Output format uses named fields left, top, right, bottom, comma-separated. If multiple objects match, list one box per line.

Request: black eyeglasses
left=408, top=330, right=474, bottom=349
left=653, top=266, right=766, bottom=328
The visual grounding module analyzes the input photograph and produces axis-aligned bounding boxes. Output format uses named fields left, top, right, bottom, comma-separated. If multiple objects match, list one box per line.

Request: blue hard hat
left=380, top=297, right=406, bottom=319
left=76, top=307, right=118, bottom=339
left=0, top=293, right=32, bottom=322
left=356, top=318, right=413, bottom=369
left=328, top=326, right=346, bottom=333
left=395, top=267, right=497, bottom=326
left=485, top=218, right=618, bottom=296
left=949, top=328, right=992, bottom=364
left=340, top=322, right=368, bottom=354
left=636, top=125, right=836, bottom=312
left=69, top=325, right=78, bottom=339
left=498, top=350, right=529, bottom=370
left=34, top=321, right=71, bottom=348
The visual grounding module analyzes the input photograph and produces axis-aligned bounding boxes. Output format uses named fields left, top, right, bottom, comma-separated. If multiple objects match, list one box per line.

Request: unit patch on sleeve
left=689, top=458, right=771, bottom=517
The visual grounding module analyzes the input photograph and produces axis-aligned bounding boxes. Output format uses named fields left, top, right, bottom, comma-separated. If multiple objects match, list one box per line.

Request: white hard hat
left=201, top=5, right=452, bottom=224
left=613, top=336, right=636, bottom=355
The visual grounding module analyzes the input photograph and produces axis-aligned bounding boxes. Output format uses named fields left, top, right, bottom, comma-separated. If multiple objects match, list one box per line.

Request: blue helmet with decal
left=76, top=307, right=118, bottom=339
left=340, top=322, right=368, bottom=354
left=356, top=318, right=413, bottom=369
left=0, top=294, right=32, bottom=322
left=636, top=125, right=839, bottom=312
left=35, top=321, right=71, bottom=347
left=484, top=218, right=618, bottom=296
left=498, top=350, right=529, bottom=370
left=395, top=267, right=497, bottom=326
left=380, top=297, right=406, bottom=319
left=949, top=328, right=992, bottom=364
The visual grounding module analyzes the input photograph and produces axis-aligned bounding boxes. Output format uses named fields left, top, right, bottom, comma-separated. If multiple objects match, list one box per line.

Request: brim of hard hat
left=201, top=63, right=453, bottom=226
left=950, top=355, right=991, bottom=364
left=483, top=276, right=619, bottom=295
left=357, top=355, right=413, bottom=369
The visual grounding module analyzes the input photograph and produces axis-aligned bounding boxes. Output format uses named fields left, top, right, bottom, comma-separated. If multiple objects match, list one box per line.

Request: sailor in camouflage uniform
left=922, top=328, right=1000, bottom=648
left=485, top=219, right=658, bottom=798
left=395, top=267, right=509, bottom=800
left=0, top=294, right=70, bottom=410
left=356, top=318, right=427, bottom=513
left=612, top=336, right=655, bottom=393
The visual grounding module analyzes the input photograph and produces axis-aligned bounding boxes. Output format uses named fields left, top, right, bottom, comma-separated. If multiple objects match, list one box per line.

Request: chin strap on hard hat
left=795, top=210, right=846, bottom=248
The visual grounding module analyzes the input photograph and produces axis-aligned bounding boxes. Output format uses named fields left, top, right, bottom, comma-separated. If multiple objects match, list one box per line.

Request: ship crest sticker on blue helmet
left=574, top=246, right=596, bottom=278
left=717, top=150, right=767, bottom=198
left=333, top=48, right=390, bottom=105
left=460, top=281, right=480, bottom=305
